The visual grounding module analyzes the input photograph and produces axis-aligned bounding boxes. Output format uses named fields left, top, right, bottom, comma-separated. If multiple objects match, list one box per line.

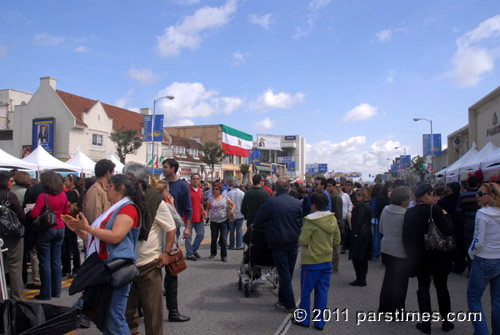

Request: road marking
left=273, top=299, right=300, bottom=335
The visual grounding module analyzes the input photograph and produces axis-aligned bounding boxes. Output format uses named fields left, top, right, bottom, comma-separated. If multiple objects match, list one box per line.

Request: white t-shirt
left=136, top=201, right=176, bottom=267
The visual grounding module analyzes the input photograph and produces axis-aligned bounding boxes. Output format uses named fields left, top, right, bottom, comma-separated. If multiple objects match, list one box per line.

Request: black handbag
left=105, top=258, right=139, bottom=288
left=0, top=192, right=24, bottom=238
left=32, top=194, right=58, bottom=233
left=424, top=205, right=456, bottom=252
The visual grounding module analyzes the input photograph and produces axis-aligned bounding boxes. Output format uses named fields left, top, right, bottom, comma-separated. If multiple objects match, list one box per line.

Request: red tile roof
left=56, top=90, right=143, bottom=135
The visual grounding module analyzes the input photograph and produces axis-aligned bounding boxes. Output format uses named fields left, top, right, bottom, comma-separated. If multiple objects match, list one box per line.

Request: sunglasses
left=476, top=190, right=490, bottom=197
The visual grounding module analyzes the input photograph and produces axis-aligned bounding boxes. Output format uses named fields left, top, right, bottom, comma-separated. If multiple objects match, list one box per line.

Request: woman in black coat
left=403, top=184, right=454, bottom=334
left=349, top=187, right=372, bottom=286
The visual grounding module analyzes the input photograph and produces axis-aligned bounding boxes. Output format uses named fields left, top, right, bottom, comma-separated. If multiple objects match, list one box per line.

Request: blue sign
left=423, top=134, right=442, bottom=156
left=400, top=155, right=411, bottom=169
left=278, top=157, right=293, bottom=163
left=318, top=164, right=328, bottom=173
left=272, top=165, right=277, bottom=174
left=33, top=118, right=55, bottom=154
left=143, top=115, right=164, bottom=141
left=249, top=150, right=261, bottom=165
left=287, top=161, right=296, bottom=171
left=285, top=136, right=296, bottom=140
left=147, top=168, right=164, bottom=175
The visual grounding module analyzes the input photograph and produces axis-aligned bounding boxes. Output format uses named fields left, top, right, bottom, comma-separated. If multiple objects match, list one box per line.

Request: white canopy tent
left=22, top=145, right=80, bottom=172
left=65, top=149, right=96, bottom=175
left=108, top=154, right=125, bottom=173
left=435, top=143, right=478, bottom=183
left=0, top=148, right=37, bottom=170
left=459, top=141, right=498, bottom=175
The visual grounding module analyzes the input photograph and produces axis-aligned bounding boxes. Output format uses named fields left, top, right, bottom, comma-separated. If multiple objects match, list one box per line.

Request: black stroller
left=237, top=227, right=277, bottom=297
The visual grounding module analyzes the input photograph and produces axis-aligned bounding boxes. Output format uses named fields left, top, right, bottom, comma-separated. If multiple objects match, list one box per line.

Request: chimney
left=141, top=108, right=152, bottom=115
left=40, top=76, right=57, bottom=90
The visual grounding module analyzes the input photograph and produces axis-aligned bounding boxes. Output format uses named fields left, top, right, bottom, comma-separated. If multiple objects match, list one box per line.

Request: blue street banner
left=400, top=155, right=411, bottom=169
left=287, top=161, right=296, bottom=171
left=318, top=164, right=328, bottom=173
left=249, top=150, right=261, bottom=165
left=307, top=168, right=315, bottom=174
left=423, top=134, right=442, bottom=156
left=33, top=118, right=55, bottom=154
left=278, top=156, right=293, bottom=163
left=272, top=165, right=277, bottom=174
left=143, top=115, right=164, bottom=141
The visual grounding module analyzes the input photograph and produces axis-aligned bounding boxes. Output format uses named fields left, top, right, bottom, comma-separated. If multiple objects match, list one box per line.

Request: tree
left=201, top=140, right=225, bottom=181
left=239, top=163, right=250, bottom=184
left=411, top=155, right=429, bottom=182
left=110, top=126, right=142, bottom=164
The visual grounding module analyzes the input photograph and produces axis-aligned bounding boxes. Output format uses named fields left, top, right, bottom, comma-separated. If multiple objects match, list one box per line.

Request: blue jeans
left=227, top=218, right=244, bottom=249
left=185, top=222, right=205, bottom=257
left=210, top=221, right=228, bottom=259
left=36, top=228, right=64, bottom=299
left=272, top=247, right=298, bottom=309
left=467, top=256, right=500, bottom=335
left=372, top=219, right=381, bottom=259
left=105, top=282, right=132, bottom=335
left=298, top=265, right=332, bottom=328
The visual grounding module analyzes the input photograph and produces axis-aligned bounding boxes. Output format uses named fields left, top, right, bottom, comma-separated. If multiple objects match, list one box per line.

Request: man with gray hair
left=227, top=178, right=245, bottom=250
left=123, top=162, right=177, bottom=335
left=253, top=179, right=303, bottom=312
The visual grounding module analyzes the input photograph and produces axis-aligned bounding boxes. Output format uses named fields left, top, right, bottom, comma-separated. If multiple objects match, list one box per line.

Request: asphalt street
left=22, top=224, right=491, bottom=335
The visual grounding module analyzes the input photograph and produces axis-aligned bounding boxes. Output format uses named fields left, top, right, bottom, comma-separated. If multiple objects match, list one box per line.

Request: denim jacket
left=105, top=201, right=142, bottom=263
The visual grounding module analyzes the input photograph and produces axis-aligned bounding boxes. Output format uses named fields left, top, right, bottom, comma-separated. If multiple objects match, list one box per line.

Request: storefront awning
left=255, top=165, right=272, bottom=172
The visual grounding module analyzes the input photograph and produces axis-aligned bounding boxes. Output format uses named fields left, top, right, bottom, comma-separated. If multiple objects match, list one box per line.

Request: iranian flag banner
left=220, top=124, right=252, bottom=157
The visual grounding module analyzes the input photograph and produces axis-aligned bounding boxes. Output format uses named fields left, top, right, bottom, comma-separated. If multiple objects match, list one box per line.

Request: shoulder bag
left=226, top=197, right=235, bottom=223
left=0, top=192, right=24, bottom=237
left=105, top=258, right=140, bottom=288
left=32, top=193, right=58, bottom=233
left=166, top=240, right=187, bottom=276
left=423, top=205, right=456, bottom=252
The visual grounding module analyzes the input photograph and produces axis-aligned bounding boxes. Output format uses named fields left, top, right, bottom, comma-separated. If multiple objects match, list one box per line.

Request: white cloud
left=376, top=29, right=392, bottom=42
left=156, top=0, right=237, bottom=57
left=386, top=69, right=396, bottom=83
left=75, top=46, right=90, bottom=53
left=115, top=90, right=134, bottom=108
left=171, top=119, right=195, bottom=126
left=127, top=67, right=159, bottom=86
left=156, top=82, right=243, bottom=125
left=306, top=137, right=403, bottom=174
left=232, top=51, right=245, bottom=65
left=294, top=0, right=333, bottom=39
left=452, top=15, right=500, bottom=87
left=34, top=32, right=64, bottom=46
left=248, top=13, right=272, bottom=29
left=256, top=88, right=305, bottom=109
left=343, top=103, right=378, bottom=123
left=0, top=43, right=7, bottom=57
left=254, top=117, right=275, bottom=131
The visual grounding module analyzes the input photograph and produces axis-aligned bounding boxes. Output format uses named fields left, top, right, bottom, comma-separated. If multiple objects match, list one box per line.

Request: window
left=189, top=148, right=198, bottom=158
left=92, top=134, right=103, bottom=147
left=234, top=156, right=240, bottom=165
left=175, top=146, right=185, bottom=156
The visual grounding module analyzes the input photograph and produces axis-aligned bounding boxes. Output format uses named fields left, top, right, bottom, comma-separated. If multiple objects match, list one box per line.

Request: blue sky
left=1, top=0, right=500, bottom=177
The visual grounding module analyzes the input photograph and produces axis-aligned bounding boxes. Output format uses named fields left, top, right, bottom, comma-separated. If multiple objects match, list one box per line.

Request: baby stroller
left=237, top=227, right=278, bottom=297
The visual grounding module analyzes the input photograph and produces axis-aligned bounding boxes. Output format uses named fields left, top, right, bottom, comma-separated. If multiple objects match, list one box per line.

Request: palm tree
left=201, top=140, right=225, bottom=181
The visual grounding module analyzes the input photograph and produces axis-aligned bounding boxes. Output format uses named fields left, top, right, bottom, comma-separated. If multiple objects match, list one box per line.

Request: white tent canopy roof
left=0, top=148, right=37, bottom=170
left=435, top=142, right=478, bottom=178
left=66, top=149, right=96, bottom=174
left=480, top=145, right=500, bottom=170
left=459, top=142, right=498, bottom=173
left=108, top=154, right=124, bottom=173
left=22, top=145, right=80, bottom=172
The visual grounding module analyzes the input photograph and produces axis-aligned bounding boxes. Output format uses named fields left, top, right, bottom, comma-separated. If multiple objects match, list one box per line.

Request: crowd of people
left=0, top=160, right=498, bottom=334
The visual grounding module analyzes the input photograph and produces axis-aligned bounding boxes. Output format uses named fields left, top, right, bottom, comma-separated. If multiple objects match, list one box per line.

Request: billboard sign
left=318, top=164, right=328, bottom=173
left=257, top=134, right=281, bottom=150
left=249, top=150, right=261, bottom=165
left=423, top=134, right=442, bottom=156
left=33, top=118, right=55, bottom=154
left=400, top=155, right=411, bottom=169
left=143, top=114, right=164, bottom=141
left=287, top=161, right=296, bottom=171
left=278, top=157, right=293, bottom=163
left=284, top=136, right=296, bottom=141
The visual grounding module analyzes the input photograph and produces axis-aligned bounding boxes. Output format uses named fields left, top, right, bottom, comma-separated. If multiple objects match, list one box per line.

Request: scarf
left=86, top=197, right=131, bottom=257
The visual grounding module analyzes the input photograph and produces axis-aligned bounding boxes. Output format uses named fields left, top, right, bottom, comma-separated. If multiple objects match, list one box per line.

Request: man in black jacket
left=253, top=179, right=302, bottom=312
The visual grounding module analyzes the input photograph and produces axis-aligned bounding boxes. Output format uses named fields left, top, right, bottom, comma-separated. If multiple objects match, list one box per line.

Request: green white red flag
left=220, top=124, right=252, bottom=157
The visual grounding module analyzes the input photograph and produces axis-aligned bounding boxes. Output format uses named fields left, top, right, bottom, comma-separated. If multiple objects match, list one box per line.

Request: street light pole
left=151, top=95, right=174, bottom=174
left=394, top=146, right=406, bottom=156
left=413, top=117, right=434, bottom=181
